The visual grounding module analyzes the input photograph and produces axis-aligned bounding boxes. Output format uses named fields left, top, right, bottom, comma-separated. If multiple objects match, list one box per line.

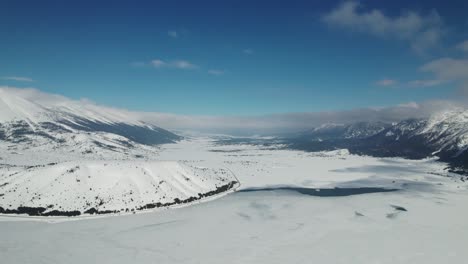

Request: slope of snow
left=0, top=160, right=236, bottom=214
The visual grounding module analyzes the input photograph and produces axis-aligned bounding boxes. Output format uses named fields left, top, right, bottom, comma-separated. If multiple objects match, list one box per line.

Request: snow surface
left=2, top=188, right=467, bottom=264
left=156, top=138, right=455, bottom=190
left=1, top=137, right=468, bottom=263
left=0, top=160, right=235, bottom=213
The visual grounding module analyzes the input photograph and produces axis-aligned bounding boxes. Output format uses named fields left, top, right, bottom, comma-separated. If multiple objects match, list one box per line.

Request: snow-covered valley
left=2, top=88, right=468, bottom=263
left=2, top=137, right=468, bottom=263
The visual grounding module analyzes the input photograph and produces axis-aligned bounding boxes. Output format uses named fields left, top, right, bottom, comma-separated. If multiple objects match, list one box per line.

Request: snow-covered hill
left=0, top=88, right=238, bottom=216
left=0, top=160, right=237, bottom=216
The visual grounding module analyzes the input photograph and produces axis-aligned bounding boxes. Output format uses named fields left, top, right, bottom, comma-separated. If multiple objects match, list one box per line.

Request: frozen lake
left=2, top=188, right=468, bottom=264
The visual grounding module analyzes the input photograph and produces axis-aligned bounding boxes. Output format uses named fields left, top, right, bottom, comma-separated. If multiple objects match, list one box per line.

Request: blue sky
left=1, top=0, right=468, bottom=115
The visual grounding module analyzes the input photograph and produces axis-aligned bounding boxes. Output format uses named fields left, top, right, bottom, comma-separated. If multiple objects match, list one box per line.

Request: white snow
left=0, top=160, right=235, bottom=213
left=2, top=87, right=468, bottom=263
left=2, top=137, right=462, bottom=215
left=1, top=137, right=467, bottom=264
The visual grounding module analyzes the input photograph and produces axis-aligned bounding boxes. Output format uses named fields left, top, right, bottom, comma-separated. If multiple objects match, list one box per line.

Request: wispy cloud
left=322, top=1, right=445, bottom=53
left=407, top=79, right=445, bottom=88
left=376, top=79, right=398, bottom=87
left=171, top=60, right=198, bottom=69
left=144, top=59, right=199, bottom=70
left=150, top=59, right=167, bottom=68
left=134, top=59, right=222, bottom=72
left=1, top=76, right=34, bottom=82
left=208, top=69, right=225, bottom=76
left=421, top=58, right=468, bottom=80
left=168, top=30, right=178, bottom=38
left=377, top=78, right=446, bottom=88
left=418, top=57, right=468, bottom=93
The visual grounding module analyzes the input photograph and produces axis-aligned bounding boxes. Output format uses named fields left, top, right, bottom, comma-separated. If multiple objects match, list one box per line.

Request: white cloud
left=322, top=1, right=445, bottom=53
left=151, top=59, right=167, bottom=68
left=1, top=76, right=34, bottom=82
left=408, top=79, right=445, bottom=88
left=456, top=40, right=468, bottom=53
left=421, top=58, right=468, bottom=80
left=136, top=59, right=210, bottom=71
left=208, top=69, right=225, bottom=76
left=376, top=79, right=397, bottom=87
left=171, top=60, right=198, bottom=69
left=168, top=30, right=178, bottom=38
left=405, top=58, right=468, bottom=90
left=0, top=86, right=71, bottom=105
left=149, top=59, right=198, bottom=70
left=397, top=102, right=419, bottom=108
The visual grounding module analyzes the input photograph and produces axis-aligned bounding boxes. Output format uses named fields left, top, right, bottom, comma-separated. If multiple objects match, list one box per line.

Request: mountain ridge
left=287, top=111, right=468, bottom=173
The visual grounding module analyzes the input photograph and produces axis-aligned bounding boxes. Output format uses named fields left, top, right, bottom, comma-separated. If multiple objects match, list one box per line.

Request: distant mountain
left=296, top=121, right=391, bottom=141
left=287, top=111, right=468, bottom=173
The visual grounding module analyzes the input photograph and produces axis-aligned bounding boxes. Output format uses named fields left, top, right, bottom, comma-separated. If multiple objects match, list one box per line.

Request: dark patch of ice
left=239, top=186, right=399, bottom=197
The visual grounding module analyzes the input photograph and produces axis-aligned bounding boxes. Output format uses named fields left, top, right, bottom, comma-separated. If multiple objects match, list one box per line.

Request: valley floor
left=1, top=137, right=468, bottom=263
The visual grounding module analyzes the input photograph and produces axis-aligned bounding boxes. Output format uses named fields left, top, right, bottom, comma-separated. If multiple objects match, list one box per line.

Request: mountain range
left=288, top=111, right=468, bottom=173
left=1, top=87, right=468, bottom=217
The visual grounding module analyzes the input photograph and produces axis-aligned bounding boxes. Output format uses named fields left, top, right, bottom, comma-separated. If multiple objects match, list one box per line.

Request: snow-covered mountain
left=373, top=110, right=468, bottom=167
left=297, top=122, right=391, bottom=141
left=288, top=110, right=468, bottom=172
left=0, top=88, right=238, bottom=216
left=0, top=87, right=180, bottom=146
left=395, top=110, right=468, bottom=156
